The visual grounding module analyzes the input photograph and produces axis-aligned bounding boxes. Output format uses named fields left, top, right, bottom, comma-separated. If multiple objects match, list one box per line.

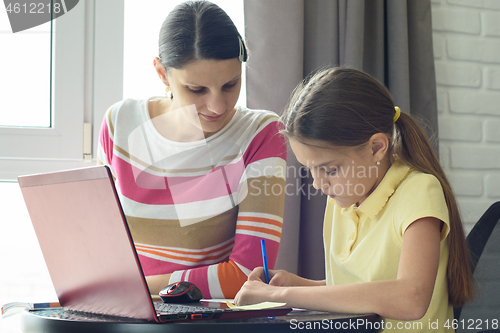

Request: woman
left=97, top=0, right=287, bottom=299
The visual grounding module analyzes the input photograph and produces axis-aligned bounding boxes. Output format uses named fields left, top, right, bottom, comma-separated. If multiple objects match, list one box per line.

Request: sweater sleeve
left=97, top=104, right=117, bottom=167
left=168, top=120, right=287, bottom=298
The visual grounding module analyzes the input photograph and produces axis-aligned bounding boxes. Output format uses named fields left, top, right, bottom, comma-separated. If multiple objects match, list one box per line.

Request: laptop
left=18, top=165, right=291, bottom=323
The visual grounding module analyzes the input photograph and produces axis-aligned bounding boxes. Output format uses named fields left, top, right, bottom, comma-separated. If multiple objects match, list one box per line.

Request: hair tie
left=393, top=106, right=401, bottom=123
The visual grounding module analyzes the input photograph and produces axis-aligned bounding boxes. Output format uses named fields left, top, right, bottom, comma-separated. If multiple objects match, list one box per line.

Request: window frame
left=0, top=0, right=124, bottom=181
left=0, top=0, right=245, bottom=181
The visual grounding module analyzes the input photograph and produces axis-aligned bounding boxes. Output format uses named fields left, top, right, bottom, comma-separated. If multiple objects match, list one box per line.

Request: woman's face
left=162, top=58, right=242, bottom=138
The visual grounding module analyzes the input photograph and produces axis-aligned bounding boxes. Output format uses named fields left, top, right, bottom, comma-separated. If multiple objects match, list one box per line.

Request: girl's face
left=161, top=58, right=242, bottom=138
left=289, top=138, right=388, bottom=208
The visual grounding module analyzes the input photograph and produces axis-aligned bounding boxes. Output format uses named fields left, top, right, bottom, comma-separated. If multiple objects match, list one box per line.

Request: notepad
left=225, top=300, right=287, bottom=310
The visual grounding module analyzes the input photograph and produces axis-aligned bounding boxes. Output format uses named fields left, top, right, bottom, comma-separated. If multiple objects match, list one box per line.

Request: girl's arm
left=235, top=217, right=441, bottom=321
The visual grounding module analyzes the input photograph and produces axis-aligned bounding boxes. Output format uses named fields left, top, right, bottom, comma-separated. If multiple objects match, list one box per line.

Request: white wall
left=432, top=0, right=500, bottom=233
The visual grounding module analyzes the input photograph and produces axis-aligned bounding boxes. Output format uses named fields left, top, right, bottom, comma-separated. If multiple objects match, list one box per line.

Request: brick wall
left=432, top=0, right=500, bottom=233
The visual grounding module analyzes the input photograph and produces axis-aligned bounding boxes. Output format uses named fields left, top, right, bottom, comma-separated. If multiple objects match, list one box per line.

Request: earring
left=376, top=161, right=381, bottom=166
left=165, top=86, right=173, bottom=100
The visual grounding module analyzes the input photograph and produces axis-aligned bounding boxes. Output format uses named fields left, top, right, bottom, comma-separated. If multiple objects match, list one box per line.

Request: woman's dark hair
left=158, top=0, right=247, bottom=69
left=282, top=67, right=475, bottom=307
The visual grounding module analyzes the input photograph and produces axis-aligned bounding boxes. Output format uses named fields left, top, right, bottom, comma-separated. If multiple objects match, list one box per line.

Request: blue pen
left=260, top=239, right=270, bottom=284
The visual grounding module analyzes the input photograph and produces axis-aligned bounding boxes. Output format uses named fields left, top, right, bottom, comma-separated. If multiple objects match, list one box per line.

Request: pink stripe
left=185, top=266, right=211, bottom=298
left=229, top=234, right=279, bottom=271
left=114, top=157, right=247, bottom=205
left=221, top=162, right=246, bottom=194
left=139, top=255, right=188, bottom=276
left=243, top=122, right=286, bottom=167
left=266, top=240, right=279, bottom=270
left=113, top=157, right=173, bottom=205
left=99, top=117, right=114, bottom=164
left=167, top=161, right=245, bottom=204
left=130, top=164, right=167, bottom=190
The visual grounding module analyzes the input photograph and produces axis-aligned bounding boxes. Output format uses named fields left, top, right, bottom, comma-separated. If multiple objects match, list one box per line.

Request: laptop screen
left=18, top=166, right=156, bottom=321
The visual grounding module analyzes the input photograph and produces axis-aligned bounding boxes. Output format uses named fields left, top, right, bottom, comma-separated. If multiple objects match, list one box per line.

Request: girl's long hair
left=282, top=67, right=474, bottom=306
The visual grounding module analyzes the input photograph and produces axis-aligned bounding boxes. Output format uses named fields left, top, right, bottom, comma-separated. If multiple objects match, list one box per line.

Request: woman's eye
left=223, top=82, right=237, bottom=91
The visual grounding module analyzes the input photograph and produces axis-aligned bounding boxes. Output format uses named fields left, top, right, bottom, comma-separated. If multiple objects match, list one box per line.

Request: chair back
left=454, top=201, right=500, bottom=332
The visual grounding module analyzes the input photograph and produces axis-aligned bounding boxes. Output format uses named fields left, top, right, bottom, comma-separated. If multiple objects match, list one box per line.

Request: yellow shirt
left=323, top=160, right=454, bottom=332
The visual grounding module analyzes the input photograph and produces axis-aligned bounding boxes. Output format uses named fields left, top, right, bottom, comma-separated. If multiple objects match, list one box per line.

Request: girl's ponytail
left=394, top=112, right=475, bottom=306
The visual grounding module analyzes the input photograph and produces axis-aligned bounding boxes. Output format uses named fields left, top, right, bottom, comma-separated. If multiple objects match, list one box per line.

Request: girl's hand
left=237, top=268, right=325, bottom=307
left=234, top=280, right=283, bottom=306
left=235, top=268, right=305, bottom=306
left=248, top=268, right=295, bottom=286
left=248, top=267, right=320, bottom=287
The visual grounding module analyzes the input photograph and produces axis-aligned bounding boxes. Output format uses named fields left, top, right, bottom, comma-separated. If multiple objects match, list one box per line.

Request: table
left=21, top=308, right=382, bottom=332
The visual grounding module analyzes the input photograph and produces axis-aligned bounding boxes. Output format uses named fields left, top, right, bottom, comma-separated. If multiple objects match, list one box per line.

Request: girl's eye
left=326, top=167, right=338, bottom=176
left=188, top=87, right=205, bottom=94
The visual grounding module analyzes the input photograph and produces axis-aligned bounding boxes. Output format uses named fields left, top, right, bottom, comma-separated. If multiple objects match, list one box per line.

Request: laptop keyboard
left=154, top=303, right=226, bottom=314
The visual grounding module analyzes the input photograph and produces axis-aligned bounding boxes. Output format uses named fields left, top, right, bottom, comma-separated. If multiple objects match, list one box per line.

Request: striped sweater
left=97, top=98, right=287, bottom=298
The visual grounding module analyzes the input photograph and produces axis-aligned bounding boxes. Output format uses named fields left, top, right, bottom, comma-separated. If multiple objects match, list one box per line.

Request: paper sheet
left=225, top=300, right=287, bottom=310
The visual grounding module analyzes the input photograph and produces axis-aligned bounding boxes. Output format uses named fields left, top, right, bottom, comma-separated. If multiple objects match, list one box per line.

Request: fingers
left=234, top=289, right=242, bottom=305
left=268, top=270, right=291, bottom=287
left=247, top=267, right=266, bottom=282
left=234, top=281, right=253, bottom=306
left=234, top=280, right=267, bottom=306
left=248, top=267, right=293, bottom=286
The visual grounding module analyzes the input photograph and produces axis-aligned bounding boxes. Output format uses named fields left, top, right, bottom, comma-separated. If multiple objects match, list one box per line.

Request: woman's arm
left=235, top=217, right=441, bottom=321
left=165, top=119, right=287, bottom=299
left=146, top=274, right=172, bottom=295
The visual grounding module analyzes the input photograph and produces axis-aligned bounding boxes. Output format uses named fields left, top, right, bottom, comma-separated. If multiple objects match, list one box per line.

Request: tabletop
left=21, top=308, right=382, bottom=333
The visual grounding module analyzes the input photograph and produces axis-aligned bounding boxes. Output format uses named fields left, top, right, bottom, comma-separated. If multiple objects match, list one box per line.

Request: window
left=0, top=3, right=123, bottom=331
left=0, top=16, right=51, bottom=128
left=0, top=2, right=88, bottom=181
left=0, top=3, right=245, bottom=332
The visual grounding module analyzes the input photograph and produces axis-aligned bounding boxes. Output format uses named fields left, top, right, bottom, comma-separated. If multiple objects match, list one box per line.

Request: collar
left=340, top=159, right=411, bottom=220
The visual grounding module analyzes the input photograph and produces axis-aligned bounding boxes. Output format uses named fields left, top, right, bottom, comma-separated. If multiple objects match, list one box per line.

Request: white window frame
left=1, top=0, right=245, bottom=181
left=0, top=0, right=124, bottom=181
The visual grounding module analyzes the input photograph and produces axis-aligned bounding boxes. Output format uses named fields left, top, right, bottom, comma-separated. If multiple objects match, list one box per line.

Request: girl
left=97, top=1, right=286, bottom=299
left=234, top=67, right=474, bottom=332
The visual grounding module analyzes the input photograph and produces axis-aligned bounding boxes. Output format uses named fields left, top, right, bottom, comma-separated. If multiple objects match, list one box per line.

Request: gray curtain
left=244, top=0, right=438, bottom=280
